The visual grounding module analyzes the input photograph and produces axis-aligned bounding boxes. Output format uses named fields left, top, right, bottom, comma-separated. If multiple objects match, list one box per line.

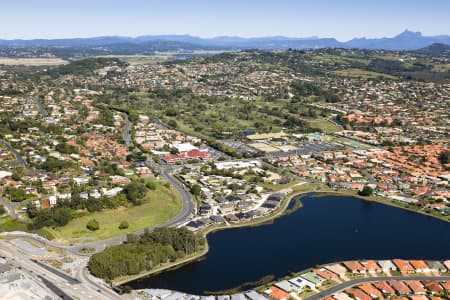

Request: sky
left=0, top=0, right=449, bottom=41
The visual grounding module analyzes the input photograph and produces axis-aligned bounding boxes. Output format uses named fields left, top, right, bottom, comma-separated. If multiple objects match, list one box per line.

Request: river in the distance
left=129, top=194, right=450, bottom=295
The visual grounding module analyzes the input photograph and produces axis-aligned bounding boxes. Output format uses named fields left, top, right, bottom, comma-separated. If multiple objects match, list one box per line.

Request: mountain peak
left=396, top=30, right=422, bottom=38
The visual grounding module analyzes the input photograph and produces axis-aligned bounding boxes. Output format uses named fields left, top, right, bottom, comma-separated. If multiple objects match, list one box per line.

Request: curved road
left=1, top=164, right=196, bottom=254
left=305, top=275, right=450, bottom=300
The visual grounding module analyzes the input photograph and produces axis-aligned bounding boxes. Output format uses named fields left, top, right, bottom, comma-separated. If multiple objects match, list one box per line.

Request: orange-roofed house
left=422, top=281, right=443, bottom=294
left=389, top=280, right=411, bottom=295
left=80, top=157, right=95, bottom=167
left=410, top=296, right=428, bottom=300
left=443, top=260, right=450, bottom=271
left=264, top=286, right=289, bottom=300
left=357, top=283, right=383, bottom=298
left=392, top=259, right=415, bottom=273
left=361, top=260, right=381, bottom=274
left=373, top=281, right=395, bottom=295
left=409, top=260, right=431, bottom=273
left=345, top=288, right=371, bottom=300
left=343, top=261, right=366, bottom=274
left=313, top=268, right=338, bottom=280
left=441, top=280, right=450, bottom=291
left=40, top=198, right=51, bottom=209
left=404, top=280, right=426, bottom=294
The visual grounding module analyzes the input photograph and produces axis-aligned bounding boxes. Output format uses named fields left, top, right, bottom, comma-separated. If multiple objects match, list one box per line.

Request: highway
left=0, top=240, right=123, bottom=300
left=305, top=275, right=450, bottom=300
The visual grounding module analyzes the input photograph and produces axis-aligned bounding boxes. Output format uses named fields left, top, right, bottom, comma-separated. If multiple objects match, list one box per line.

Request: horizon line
left=1, top=29, right=449, bottom=43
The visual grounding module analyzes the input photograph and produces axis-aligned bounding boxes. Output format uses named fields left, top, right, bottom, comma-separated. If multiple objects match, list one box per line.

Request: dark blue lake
left=129, top=195, right=450, bottom=294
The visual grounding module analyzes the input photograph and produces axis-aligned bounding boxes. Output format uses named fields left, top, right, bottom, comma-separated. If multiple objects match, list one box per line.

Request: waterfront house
left=325, top=263, right=347, bottom=278
left=264, top=286, right=289, bottom=300
left=444, top=260, right=450, bottom=271
left=301, top=271, right=325, bottom=286
left=288, top=276, right=315, bottom=290
left=230, top=294, right=247, bottom=300
left=409, top=260, right=431, bottom=273
left=245, top=291, right=267, bottom=300
left=425, top=260, right=447, bottom=272
left=312, top=268, right=338, bottom=280
left=360, top=260, right=381, bottom=273
left=343, top=261, right=366, bottom=274
left=393, top=259, right=414, bottom=273
left=274, top=280, right=302, bottom=293
left=378, top=260, right=397, bottom=272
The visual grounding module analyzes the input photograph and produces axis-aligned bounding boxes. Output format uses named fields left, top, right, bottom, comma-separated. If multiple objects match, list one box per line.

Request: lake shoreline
left=114, top=188, right=449, bottom=287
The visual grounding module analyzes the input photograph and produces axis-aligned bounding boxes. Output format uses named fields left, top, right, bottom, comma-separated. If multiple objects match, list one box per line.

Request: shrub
left=86, top=219, right=100, bottom=231
left=118, top=221, right=129, bottom=230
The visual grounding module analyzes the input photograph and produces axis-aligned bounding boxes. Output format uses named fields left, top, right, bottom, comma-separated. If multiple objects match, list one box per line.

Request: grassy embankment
left=46, top=181, right=182, bottom=243
left=0, top=215, right=55, bottom=240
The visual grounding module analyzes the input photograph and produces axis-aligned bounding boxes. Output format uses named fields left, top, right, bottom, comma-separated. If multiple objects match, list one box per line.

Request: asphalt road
left=123, top=113, right=132, bottom=147
left=305, top=275, right=450, bottom=300
left=35, top=97, right=48, bottom=118
left=38, top=275, right=74, bottom=300
left=0, top=240, right=122, bottom=300
left=0, top=138, right=35, bottom=172
left=32, top=259, right=81, bottom=284
left=0, top=195, right=19, bottom=220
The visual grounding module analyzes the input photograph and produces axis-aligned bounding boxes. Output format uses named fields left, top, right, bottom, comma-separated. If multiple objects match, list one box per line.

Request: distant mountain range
left=0, top=30, right=449, bottom=52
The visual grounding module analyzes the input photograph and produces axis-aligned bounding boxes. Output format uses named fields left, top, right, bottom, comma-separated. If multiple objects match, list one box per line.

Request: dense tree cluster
left=88, top=227, right=204, bottom=280
left=26, top=205, right=73, bottom=228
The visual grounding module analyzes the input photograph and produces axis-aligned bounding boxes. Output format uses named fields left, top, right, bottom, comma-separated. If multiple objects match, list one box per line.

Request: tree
left=6, top=186, right=26, bottom=202
left=53, top=207, right=72, bottom=227
left=123, top=182, right=147, bottom=205
left=87, top=219, right=100, bottom=231
left=439, top=150, right=449, bottom=165
left=118, top=220, right=129, bottom=230
left=190, top=184, right=202, bottom=197
left=0, top=205, right=6, bottom=216
left=358, top=185, right=373, bottom=196
left=167, top=119, right=178, bottom=128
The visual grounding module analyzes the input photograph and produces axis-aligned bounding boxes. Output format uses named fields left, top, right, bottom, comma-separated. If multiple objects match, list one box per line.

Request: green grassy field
left=308, top=119, right=341, bottom=133
left=47, top=182, right=181, bottom=243
left=333, top=68, right=397, bottom=79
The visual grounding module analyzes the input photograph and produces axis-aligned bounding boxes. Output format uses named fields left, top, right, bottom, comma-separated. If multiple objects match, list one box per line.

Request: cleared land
left=432, top=64, right=450, bottom=72
left=333, top=68, right=397, bottom=79
left=47, top=182, right=182, bottom=242
left=98, top=50, right=229, bottom=65
left=0, top=57, right=68, bottom=66
left=308, top=119, right=341, bottom=133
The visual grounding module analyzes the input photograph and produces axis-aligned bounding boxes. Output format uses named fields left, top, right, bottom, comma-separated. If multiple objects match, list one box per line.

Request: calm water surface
left=129, top=195, right=450, bottom=294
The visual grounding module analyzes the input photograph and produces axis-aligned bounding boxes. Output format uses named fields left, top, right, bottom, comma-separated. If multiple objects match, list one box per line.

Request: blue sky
left=0, top=0, right=449, bottom=40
